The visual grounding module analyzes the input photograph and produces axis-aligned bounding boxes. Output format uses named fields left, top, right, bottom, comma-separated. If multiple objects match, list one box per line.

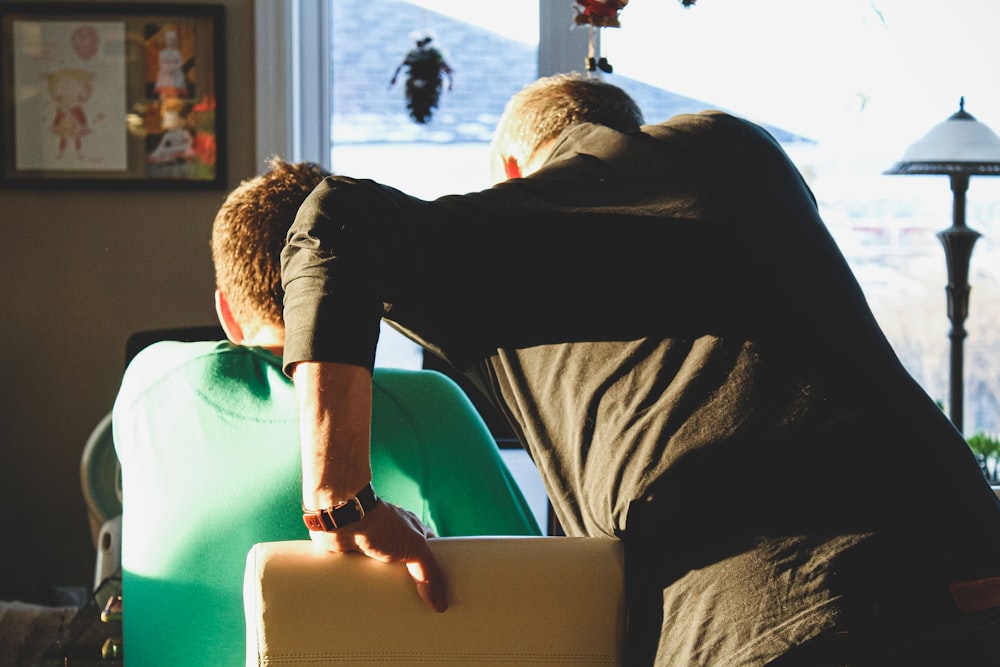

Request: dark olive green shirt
left=282, top=112, right=1000, bottom=665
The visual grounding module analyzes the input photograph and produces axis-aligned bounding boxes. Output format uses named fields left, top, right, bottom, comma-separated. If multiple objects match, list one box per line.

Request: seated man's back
left=112, top=157, right=539, bottom=666
left=113, top=339, right=539, bottom=667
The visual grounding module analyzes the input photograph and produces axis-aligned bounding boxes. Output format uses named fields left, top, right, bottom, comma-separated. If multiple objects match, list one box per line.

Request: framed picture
left=0, top=3, right=225, bottom=189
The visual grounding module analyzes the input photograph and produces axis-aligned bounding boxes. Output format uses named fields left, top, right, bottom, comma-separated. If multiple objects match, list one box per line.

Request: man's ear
left=215, top=289, right=245, bottom=345
left=503, top=155, right=522, bottom=180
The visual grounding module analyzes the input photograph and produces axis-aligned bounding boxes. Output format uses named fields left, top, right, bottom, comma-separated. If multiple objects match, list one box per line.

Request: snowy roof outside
left=331, top=0, right=812, bottom=146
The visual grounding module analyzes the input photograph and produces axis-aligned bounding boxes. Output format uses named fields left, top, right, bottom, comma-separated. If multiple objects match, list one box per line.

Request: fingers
left=407, top=556, right=448, bottom=613
left=314, top=501, right=448, bottom=612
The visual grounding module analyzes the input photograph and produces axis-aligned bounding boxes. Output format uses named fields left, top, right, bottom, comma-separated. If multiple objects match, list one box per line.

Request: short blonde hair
left=489, top=73, right=644, bottom=178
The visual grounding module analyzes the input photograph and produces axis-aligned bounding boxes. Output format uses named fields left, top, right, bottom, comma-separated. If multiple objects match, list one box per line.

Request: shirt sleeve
left=280, top=177, right=393, bottom=375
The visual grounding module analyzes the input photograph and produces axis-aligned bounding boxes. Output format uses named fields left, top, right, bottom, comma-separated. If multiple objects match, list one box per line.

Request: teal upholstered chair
left=115, top=365, right=539, bottom=667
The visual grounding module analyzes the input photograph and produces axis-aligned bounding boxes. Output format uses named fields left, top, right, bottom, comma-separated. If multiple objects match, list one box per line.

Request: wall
left=0, top=0, right=257, bottom=588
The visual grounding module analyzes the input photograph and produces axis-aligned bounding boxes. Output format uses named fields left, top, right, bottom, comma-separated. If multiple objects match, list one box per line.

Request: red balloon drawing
left=71, top=25, right=99, bottom=61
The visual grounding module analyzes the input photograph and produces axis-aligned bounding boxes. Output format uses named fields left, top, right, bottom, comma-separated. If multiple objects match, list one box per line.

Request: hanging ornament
left=389, top=33, right=454, bottom=124
left=573, top=0, right=697, bottom=75
left=573, top=0, right=628, bottom=74
left=574, top=0, right=628, bottom=28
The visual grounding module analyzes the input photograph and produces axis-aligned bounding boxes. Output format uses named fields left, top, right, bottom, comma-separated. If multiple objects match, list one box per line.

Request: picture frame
left=0, top=3, right=225, bottom=190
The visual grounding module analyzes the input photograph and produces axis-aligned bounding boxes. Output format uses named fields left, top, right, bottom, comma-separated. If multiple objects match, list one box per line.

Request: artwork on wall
left=0, top=3, right=225, bottom=189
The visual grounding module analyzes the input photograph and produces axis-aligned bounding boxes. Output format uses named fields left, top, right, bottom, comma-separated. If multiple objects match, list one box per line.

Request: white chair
left=244, top=537, right=626, bottom=666
left=79, top=411, right=122, bottom=590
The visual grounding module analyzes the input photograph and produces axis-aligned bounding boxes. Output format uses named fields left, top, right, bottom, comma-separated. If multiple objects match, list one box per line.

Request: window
left=600, top=0, right=1000, bottom=440
left=330, top=0, right=538, bottom=198
left=258, top=0, right=1000, bottom=442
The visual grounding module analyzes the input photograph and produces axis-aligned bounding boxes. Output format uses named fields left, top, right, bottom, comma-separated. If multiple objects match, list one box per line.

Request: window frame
left=253, top=0, right=593, bottom=167
left=253, top=0, right=330, bottom=167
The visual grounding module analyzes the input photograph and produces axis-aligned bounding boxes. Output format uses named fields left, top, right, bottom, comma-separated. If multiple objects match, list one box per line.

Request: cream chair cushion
left=244, top=537, right=625, bottom=666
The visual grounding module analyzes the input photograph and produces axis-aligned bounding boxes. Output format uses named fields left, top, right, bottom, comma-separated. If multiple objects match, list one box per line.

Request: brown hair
left=210, top=157, right=330, bottom=333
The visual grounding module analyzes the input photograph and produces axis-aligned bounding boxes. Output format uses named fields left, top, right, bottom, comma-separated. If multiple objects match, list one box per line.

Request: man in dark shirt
left=280, top=74, right=1000, bottom=665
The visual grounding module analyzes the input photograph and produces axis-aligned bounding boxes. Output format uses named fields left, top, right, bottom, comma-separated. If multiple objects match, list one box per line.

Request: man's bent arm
left=291, top=360, right=449, bottom=613
left=283, top=179, right=447, bottom=611
left=294, top=360, right=374, bottom=505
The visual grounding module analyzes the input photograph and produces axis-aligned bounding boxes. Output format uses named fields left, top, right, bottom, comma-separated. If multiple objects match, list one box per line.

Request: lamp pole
left=885, top=98, right=1000, bottom=434
left=937, top=172, right=981, bottom=432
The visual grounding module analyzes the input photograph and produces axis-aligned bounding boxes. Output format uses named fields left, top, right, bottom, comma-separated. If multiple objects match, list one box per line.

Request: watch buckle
left=349, top=496, right=365, bottom=521
left=323, top=494, right=364, bottom=529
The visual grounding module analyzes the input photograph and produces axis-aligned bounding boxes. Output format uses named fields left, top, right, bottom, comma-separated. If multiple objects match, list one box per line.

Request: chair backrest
left=79, top=411, right=122, bottom=545
left=245, top=537, right=626, bottom=667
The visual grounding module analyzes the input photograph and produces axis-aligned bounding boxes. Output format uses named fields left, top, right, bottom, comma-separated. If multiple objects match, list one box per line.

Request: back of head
left=211, top=158, right=330, bottom=333
left=489, top=73, right=644, bottom=179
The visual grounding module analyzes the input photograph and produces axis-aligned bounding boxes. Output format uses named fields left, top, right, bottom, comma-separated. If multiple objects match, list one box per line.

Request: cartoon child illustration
left=153, top=28, right=187, bottom=99
left=47, top=67, right=94, bottom=159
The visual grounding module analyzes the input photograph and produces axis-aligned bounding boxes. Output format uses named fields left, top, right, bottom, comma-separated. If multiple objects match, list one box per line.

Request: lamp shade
left=885, top=98, right=1000, bottom=175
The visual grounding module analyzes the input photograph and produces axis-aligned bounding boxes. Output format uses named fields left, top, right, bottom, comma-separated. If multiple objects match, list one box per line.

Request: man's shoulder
left=304, top=174, right=431, bottom=210
left=113, top=339, right=299, bottom=446
left=124, top=339, right=232, bottom=379
left=544, top=112, right=772, bottom=172
left=644, top=111, right=777, bottom=148
left=118, top=340, right=288, bottom=405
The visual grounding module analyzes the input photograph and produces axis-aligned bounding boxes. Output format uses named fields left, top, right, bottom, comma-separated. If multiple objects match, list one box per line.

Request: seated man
left=112, top=158, right=539, bottom=667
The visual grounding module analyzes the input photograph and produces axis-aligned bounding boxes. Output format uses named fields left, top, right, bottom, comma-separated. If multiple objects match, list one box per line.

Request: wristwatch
left=302, top=483, right=379, bottom=531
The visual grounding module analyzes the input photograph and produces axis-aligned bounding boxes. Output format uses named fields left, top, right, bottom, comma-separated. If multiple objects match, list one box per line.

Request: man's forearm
left=292, top=361, right=374, bottom=508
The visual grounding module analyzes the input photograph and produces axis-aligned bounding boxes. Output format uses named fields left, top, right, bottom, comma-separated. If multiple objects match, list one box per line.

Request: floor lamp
left=885, top=98, right=1000, bottom=434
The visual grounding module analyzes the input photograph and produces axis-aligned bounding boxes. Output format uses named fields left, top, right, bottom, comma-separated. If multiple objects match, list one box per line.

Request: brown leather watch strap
left=302, top=483, right=379, bottom=531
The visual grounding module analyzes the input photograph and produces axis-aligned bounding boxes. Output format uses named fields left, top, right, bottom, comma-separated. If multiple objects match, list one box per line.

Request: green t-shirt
left=113, top=340, right=539, bottom=667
